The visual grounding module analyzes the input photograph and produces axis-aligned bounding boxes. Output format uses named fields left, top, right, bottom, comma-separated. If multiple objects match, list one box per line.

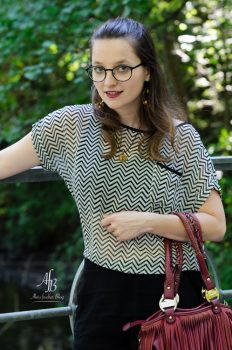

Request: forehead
left=91, top=38, right=138, bottom=64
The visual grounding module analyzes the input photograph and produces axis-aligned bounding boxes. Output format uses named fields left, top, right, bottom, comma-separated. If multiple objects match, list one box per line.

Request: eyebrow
left=92, top=60, right=131, bottom=65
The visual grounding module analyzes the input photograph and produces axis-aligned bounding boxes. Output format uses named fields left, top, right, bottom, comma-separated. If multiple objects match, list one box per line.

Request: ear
left=144, top=66, right=150, bottom=82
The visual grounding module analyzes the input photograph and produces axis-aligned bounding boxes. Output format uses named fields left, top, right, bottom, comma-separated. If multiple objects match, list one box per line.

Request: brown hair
left=90, top=17, right=187, bottom=161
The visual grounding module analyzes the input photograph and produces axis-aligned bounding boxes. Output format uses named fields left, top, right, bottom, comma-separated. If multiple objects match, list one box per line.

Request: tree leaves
left=0, top=2, right=231, bottom=346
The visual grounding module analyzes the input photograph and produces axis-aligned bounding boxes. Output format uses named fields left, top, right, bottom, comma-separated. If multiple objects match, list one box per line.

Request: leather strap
left=163, top=239, right=183, bottom=300
left=164, top=239, right=175, bottom=299
left=173, top=240, right=183, bottom=295
left=173, top=212, right=215, bottom=291
left=183, top=212, right=204, bottom=256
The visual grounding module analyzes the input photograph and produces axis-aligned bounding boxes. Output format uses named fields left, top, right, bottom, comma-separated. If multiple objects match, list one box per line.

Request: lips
left=105, top=91, right=122, bottom=98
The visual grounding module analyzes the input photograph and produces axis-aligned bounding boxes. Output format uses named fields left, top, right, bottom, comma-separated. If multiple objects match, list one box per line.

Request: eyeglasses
left=86, top=63, right=143, bottom=82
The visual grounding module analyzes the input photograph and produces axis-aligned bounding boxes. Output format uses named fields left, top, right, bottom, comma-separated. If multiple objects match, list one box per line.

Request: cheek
left=126, top=79, right=144, bottom=97
left=94, top=83, right=104, bottom=97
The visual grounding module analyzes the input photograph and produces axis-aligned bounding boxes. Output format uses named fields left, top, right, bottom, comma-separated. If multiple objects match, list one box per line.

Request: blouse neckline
left=119, top=122, right=152, bottom=133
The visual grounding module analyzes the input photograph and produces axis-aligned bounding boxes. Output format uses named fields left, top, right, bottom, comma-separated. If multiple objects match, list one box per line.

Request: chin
left=104, top=100, right=123, bottom=111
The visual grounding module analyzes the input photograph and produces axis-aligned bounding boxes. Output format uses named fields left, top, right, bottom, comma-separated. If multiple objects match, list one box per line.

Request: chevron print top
left=31, top=104, right=221, bottom=274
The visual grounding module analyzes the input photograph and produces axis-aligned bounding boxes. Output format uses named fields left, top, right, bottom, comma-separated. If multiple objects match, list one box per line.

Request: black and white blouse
left=31, top=104, right=222, bottom=274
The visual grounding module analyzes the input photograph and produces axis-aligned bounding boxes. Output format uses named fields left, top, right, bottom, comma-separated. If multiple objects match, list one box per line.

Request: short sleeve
left=31, top=105, right=84, bottom=196
left=176, top=123, right=222, bottom=212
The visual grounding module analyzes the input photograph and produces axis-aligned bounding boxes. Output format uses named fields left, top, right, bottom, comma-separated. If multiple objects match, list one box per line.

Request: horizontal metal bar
left=212, top=156, right=232, bottom=171
left=0, top=305, right=76, bottom=323
left=0, top=288, right=231, bottom=324
left=0, top=156, right=231, bottom=184
left=0, top=166, right=61, bottom=184
left=220, top=290, right=232, bottom=299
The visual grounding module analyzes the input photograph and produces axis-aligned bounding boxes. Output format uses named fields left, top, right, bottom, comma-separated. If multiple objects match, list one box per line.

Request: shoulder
left=44, top=103, right=94, bottom=128
left=54, top=103, right=93, bottom=118
left=174, top=119, right=200, bottom=140
left=172, top=120, right=203, bottom=157
left=173, top=119, right=193, bottom=130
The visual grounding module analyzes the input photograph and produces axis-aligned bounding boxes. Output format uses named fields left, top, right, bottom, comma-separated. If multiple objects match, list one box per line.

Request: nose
left=104, top=70, right=117, bottom=85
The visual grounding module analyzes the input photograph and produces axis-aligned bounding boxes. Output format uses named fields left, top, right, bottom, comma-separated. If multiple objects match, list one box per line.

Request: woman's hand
left=100, top=210, right=152, bottom=241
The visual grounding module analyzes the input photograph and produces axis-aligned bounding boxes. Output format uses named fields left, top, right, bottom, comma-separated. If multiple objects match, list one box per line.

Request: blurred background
left=0, top=0, right=231, bottom=349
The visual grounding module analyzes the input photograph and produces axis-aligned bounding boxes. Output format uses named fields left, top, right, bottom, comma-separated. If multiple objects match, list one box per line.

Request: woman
left=0, top=17, right=226, bottom=350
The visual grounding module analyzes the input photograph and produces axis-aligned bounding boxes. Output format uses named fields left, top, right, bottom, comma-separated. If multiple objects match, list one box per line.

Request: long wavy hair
left=90, top=17, right=187, bottom=161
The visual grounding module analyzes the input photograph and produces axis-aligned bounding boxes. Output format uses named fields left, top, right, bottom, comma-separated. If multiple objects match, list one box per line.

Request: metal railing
left=1, top=156, right=232, bottom=184
left=0, top=156, right=232, bottom=333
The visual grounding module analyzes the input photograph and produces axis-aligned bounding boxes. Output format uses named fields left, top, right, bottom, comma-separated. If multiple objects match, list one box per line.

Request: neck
left=118, top=111, right=141, bottom=129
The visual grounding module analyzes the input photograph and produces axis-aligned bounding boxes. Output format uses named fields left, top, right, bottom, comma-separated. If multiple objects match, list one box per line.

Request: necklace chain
left=117, top=121, right=142, bottom=162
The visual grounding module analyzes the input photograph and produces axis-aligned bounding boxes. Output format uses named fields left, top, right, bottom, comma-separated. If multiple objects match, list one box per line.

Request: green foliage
left=206, top=171, right=232, bottom=289
left=1, top=181, right=81, bottom=257
left=0, top=0, right=231, bottom=348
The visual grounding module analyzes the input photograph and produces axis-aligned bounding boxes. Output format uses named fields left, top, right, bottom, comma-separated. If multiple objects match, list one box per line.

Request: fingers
left=103, top=224, right=120, bottom=239
left=107, top=224, right=116, bottom=234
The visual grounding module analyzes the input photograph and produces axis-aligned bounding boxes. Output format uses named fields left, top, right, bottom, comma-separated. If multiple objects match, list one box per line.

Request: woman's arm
left=146, top=189, right=226, bottom=242
left=101, top=189, right=226, bottom=243
left=0, top=132, right=41, bottom=180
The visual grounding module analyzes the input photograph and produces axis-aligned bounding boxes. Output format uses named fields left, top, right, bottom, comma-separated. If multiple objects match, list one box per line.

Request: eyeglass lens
left=88, top=65, right=132, bottom=82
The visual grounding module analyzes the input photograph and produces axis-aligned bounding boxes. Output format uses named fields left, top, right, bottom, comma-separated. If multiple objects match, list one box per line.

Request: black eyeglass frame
left=85, top=63, right=143, bottom=82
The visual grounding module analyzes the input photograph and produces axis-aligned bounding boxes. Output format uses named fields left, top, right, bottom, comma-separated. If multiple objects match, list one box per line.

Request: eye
left=93, top=66, right=105, bottom=74
left=116, top=65, right=130, bottom=72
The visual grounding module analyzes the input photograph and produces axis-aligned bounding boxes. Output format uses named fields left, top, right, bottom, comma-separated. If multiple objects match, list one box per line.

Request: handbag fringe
left=139, top=307, right=232, bottom=350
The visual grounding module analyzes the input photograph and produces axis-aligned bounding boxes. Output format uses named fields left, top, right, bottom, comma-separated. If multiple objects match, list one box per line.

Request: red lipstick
left=105, top=91, right=122, bottom=98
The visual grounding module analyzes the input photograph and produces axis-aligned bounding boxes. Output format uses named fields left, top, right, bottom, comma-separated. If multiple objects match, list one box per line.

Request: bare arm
left=146, top=189, right=226, bottom=242
left=0, top=132, right=41, bottom=180
left=101, top=189, right=226, bottom=243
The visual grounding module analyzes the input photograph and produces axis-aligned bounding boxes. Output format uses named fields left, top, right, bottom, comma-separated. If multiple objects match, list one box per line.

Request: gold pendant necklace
left=118, top=153, right=128, bottom=162
left=118, top=121, right=141, bottom=162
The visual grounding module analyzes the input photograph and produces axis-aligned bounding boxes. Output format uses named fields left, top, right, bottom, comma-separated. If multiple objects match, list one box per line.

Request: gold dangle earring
left=142, top=87, right=150, bottom=106
left=96, top=99, right=105, bottom=109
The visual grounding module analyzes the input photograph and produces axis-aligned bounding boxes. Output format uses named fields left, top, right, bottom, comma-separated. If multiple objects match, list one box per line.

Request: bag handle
left=163, top=239, right=183, bottom=301
left=183, top=212, right=204, bottom=256
left=172, top=212, right=216, bottom=292
left=161, top=212, right=219, bottom=319
left=160, top=239, right=183, bottom=316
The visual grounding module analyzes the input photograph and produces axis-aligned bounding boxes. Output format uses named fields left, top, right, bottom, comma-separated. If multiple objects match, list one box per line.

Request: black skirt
left=73, top=258, right=205, bottom=350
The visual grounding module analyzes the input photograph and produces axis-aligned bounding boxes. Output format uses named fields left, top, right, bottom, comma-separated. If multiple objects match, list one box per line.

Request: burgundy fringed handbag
left=123, top=212, right=232, bottom=350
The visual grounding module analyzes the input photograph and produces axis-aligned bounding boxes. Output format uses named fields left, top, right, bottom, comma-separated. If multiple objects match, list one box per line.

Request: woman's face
left=91, top=38, right=150, bottom=119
